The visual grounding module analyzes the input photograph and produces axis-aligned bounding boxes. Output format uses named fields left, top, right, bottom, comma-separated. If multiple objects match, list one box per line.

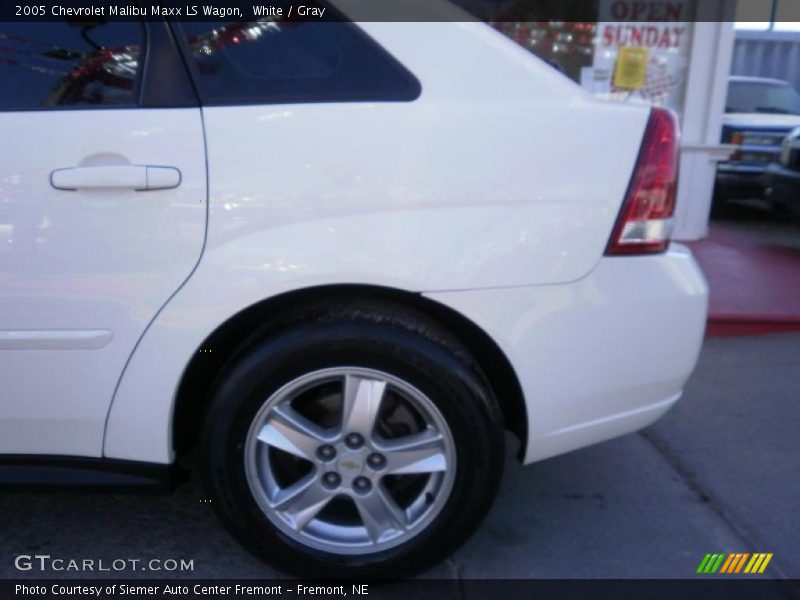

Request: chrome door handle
left=50, top=165, right=181, bottom=191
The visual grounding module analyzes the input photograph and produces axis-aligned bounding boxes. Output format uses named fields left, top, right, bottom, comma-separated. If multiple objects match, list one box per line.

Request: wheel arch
left=173, top=284, right=527, bottom=459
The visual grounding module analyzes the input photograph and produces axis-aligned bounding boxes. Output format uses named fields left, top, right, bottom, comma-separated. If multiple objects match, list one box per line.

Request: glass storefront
left=483, top=0, right=697, bottom=117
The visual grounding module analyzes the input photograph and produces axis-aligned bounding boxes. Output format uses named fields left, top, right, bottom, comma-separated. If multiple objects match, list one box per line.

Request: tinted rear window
left=177, top=19, right=420, bottom=105
left=0, top=21, right=143, bottom=111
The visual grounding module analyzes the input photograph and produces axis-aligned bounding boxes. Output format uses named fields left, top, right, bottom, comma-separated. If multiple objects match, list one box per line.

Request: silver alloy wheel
left=244, top=367, right=456, bottom=555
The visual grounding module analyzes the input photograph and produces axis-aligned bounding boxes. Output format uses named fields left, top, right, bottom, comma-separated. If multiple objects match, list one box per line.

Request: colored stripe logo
left=697, top=553, right=773, bottom=574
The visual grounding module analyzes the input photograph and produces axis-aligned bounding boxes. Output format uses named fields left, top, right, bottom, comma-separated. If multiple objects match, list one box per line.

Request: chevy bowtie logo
left=697, top=553, right=773, bottom=574
left=340, top=461, right=360, bottom=470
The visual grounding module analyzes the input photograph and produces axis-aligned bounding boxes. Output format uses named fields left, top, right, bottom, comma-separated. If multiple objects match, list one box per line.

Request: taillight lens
left=606, top=107, right=679, bottom=255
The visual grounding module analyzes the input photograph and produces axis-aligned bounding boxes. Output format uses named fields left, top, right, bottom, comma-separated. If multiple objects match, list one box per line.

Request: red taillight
left=606, top=107, right=679, bottom=255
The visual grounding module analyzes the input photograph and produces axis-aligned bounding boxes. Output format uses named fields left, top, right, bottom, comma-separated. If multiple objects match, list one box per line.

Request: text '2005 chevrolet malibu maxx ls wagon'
left=0, top=2, right=708, bottom=578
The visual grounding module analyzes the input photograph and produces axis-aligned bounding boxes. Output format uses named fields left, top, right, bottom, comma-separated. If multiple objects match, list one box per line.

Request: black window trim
left=139, top=20, right=199, bottom=108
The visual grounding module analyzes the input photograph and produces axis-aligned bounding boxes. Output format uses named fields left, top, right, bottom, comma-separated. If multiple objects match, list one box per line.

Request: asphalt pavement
left=713, top=198, right=800, bottom=252
left=1, top=333, right=798, bottom=581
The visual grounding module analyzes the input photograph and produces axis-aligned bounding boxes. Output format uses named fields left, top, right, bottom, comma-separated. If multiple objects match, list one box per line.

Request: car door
left=0, top=19, right=206, bottom=457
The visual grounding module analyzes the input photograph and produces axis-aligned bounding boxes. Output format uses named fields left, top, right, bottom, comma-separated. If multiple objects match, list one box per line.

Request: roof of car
left=729, top=75, right=790, bottom=86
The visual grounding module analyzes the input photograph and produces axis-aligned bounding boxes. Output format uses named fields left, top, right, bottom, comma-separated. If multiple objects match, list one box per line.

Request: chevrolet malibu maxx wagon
left=0, top=7, right=708, bottom=578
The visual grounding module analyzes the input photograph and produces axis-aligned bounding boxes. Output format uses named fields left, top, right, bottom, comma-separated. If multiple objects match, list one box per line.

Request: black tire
left=200, top=300, right=505, bottom=578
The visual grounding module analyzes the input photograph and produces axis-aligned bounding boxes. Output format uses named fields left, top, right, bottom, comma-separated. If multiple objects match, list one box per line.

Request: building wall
left=732, top=30, right=800, bottom=91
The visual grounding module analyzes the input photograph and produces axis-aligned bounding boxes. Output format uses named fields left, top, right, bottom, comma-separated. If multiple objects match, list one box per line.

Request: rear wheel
left=201, top=302, right=505, bottom=578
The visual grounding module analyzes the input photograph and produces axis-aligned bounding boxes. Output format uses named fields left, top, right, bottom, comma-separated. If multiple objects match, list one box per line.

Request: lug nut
left=353, top=476, right=372, bottom=493
left=323, top=472, right=341, bottom=488
left=367, top=453, right=386, bottom=469
left=345, top=433, right=364, bottom=449
left=317, top=444, right=336, bottom=461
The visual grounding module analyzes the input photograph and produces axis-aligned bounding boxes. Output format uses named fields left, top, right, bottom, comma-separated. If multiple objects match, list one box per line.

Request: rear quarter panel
left=105, top=21, right=649, bottom=463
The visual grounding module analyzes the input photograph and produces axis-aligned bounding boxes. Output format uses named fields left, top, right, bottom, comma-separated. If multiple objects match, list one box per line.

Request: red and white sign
left=583, top=0, right=695, bottom=113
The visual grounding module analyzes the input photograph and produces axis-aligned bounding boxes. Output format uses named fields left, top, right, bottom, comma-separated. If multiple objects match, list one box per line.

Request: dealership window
left=472, top=0, right=697, bottom=117
left=0, top=21, right=143, bottom=110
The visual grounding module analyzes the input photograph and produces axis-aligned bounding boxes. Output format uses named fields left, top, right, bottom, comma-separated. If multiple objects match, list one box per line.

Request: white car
left=0, top=10, right=708, bottom=578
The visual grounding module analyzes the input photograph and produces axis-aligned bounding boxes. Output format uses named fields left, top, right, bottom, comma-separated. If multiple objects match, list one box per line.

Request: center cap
left=337, top=452, right=364, bottom=477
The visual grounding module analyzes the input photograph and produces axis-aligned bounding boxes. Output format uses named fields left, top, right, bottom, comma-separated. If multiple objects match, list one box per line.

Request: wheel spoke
left=244, top=367, right=457, bottom=552
left=379, top=429, right=448, bottom=475
left=354, top=486, right=407, bottom=543
left=257, top=404, right=329, bottom=460
left=273, top=473, right=332, bottom=531
left=341, top=374, right=386, bottom=436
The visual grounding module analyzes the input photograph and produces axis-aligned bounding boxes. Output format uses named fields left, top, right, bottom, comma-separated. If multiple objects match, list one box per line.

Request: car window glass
left=0, top=20, right=143, bottom=110
left=178, top=17, right=419, bottom=105
left=726, top=81, right=800, bottom=115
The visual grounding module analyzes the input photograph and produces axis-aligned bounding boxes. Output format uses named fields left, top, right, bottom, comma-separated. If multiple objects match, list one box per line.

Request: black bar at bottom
left=3, top=579, right=800, bottom=600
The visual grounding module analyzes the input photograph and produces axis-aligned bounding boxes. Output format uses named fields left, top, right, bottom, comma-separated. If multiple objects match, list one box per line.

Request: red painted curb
left=706, top=316, right=800, bottom=337
left=686, top=224, right=800, bottom=338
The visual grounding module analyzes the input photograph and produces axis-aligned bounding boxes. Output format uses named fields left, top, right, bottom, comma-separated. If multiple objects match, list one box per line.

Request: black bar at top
left=4, top=0, right=800, bottom=23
